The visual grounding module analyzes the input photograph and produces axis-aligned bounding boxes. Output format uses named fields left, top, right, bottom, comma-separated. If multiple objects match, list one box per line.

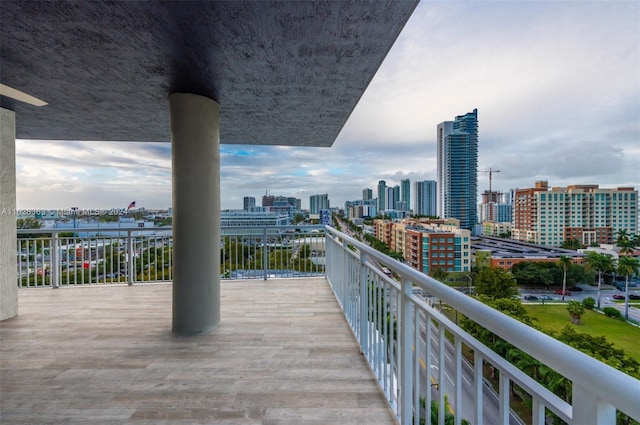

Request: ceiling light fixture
left=0, top=84, right=48, bottom=106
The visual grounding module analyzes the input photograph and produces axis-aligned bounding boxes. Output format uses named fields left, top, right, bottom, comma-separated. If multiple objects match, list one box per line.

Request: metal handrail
left=324, top=225, right=640, bottom=424
left=16, top=225, right=326, bottom=287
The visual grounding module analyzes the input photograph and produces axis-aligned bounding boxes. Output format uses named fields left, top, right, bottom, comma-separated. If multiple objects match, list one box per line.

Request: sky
left=15, top=1, right=640, bottom=211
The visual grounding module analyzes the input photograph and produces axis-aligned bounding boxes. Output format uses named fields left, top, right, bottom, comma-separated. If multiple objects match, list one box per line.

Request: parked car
left=568, top=286, right=583, bottom=291
left=524, top=295, right=539, bottom=301
left=553, top=289, right=572, bottom=296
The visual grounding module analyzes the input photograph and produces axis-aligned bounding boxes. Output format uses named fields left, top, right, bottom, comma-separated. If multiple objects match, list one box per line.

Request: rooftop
left=0, top=279, right=395, bottom=424
left=471, top=235, right=586, bottom=259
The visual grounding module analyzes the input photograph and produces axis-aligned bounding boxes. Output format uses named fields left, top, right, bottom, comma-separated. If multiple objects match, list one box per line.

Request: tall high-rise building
left=243, top=196, right=256, bottom=211
left=401, top=179, right=410, bottom=210
left=309, top=194, right=330, bottom=214
left=377, top=180, right=387, bottom=212
left=363, top=188, right=373, bottom=201
left=512, top=181, right=638, bottom=247
left=386, top=187, right=396, bottom=210
left=437, top=109, right=478, bottom=231
left=414, top=180, right=437, bottom=216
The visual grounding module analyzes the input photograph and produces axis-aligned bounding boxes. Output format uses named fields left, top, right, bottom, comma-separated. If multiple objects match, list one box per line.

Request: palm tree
left=566, top=300, right=585, bottom=325
left=616, top=229, right=630, bottom=244
left=585, top=251, right=614, bottom=309
left=616, top=256, right=640, bottom=320
left=616, top=229, right=634, bottom=256
left=559, top=255, right=571, bottom=301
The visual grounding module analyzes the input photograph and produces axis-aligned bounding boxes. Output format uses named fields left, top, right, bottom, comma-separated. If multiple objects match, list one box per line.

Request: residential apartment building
left=401, top=179, right=410, bottom=210
left=405, top=224, right=471, bottom=274
left=344, top=199, right=377, bottom=220
left=414, top=180, right=437, bottom=217
left=377, top=180, right=386, bottom=212
left=482, top=221, right=512, bottom=238
left=310, top=194, right=330, bottom=214
left=437, top=109, right=478, bottom=230
left=512, top=181, right=638, bottom=247
left=374, top=218, right=471, bottom=274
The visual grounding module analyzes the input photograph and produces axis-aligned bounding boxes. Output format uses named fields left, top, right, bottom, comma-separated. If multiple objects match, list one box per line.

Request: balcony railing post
left=399, top=278, right=413, bottom=425
left=50, top=232, right=59, bottom=289
left=359, top=251, right=368, bottom=354
left=127, top=230, right=134, bottom=285
left=263, top=228, right=268, bottom=281
left=572, top=384, right=616, bottom=425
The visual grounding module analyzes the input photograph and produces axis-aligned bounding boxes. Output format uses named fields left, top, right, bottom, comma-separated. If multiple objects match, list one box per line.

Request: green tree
left=616, top=229, right=635, bottom=256
left=558, top=255, right=571, bottom=301
left=566, top=300, right=585, bottom=325
left=16, top=217, right=42, bottom=229
left=429, top=267, right=449, bottom=283
left=581, top=297, right=595, bottom=310
left=511, top=261, right=554, bottom=288
left=585, top=251, right=614, bottom=308
left=616, top=256, right=640, bottom=319
left=474, top=267, right=519, bottom=299
left=560, top=238, right=584, bottom=250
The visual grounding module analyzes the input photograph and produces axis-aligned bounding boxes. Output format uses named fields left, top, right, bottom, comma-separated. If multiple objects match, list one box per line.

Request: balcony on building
left=1, top=2, right=639, bottom=424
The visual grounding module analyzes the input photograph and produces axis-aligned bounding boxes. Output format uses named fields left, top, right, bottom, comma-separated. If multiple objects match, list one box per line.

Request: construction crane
left=480, top=168, right=501, bottom=195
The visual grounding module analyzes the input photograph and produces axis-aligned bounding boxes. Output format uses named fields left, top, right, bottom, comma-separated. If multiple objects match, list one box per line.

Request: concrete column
left=170, top=93, right=221, bottom=335
left=1, top=108, right=18, bottom=321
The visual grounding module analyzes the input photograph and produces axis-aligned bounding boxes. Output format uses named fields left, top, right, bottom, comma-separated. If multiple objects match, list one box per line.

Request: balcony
left=1, top=278, right=395, bottom=424
left=2, top=226, right=640, bottom=424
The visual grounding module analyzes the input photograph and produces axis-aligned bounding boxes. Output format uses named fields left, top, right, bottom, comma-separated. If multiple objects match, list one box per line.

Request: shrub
left=582, top=297, right=596, bottom=310
left=603, top=306, right=622, bottom=319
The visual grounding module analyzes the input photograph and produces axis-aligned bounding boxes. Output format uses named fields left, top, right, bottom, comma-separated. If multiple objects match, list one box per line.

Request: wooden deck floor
left=0, top=279, right=396, bottom=424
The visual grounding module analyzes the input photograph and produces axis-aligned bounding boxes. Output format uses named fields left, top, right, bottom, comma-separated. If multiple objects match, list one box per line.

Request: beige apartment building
left=512, top=181, right=638, bottom=247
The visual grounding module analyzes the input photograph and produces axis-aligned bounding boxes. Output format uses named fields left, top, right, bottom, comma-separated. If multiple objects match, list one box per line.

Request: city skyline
left=14, top=1, right=639, bottom=211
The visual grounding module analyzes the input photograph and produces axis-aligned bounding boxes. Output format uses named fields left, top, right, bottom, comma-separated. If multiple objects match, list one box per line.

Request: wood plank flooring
left=0, top=279, right=396, bottom=424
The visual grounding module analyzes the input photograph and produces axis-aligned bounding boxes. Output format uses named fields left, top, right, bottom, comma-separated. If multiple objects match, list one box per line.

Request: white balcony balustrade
left=8, top=225, right=640, bottom=424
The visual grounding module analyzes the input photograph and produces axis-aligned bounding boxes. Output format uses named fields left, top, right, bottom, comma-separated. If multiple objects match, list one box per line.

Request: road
left=520, top=286, right=640, bottom=322
left=416, top=314, right=525, bottom=425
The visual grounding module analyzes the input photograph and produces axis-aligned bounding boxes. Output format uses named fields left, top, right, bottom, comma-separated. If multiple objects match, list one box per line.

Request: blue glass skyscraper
left=437, top=109, right=478, bottom=231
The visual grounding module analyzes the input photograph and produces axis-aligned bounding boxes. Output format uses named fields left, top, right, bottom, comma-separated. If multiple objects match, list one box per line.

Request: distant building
left=414, top=180, right=437, bottom=216
left=512, top=181, right=638, bottom=247
left=437, top=109, right=478, bottom=231
left=386, top=186, right=396, bottom=210
left=221, top=210, right=290, bottom=227
left=262, top=194, right=274, bottom=207
left=243, top=196, right=256, bottom=211
left=401, top=179, right=411, bottom=210
left=377, top=180, right=386, bottom=212
left=482, top=221, right=512, bottom=238
left=310, top=194, right=330, bottom=215
left=362, top=188, right=373, bottom=201
left=472, top=235, right=585, bottom=270
left=405, top=224, right=471, bottom=274
left=344, top=199, right=377, bottom=219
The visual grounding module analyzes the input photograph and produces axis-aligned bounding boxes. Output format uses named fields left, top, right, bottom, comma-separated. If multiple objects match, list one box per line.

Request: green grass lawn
left=523, top=305, right=640, bottom=362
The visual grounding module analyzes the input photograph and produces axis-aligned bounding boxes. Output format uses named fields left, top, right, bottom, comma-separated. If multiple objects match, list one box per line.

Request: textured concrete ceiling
left=0, top=1, right=417, bottom=147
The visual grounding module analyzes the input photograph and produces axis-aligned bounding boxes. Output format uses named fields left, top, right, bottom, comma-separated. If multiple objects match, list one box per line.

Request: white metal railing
left=324, top=226, right=640, bottom=425
left=16, top=225, right=325, bottom=287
